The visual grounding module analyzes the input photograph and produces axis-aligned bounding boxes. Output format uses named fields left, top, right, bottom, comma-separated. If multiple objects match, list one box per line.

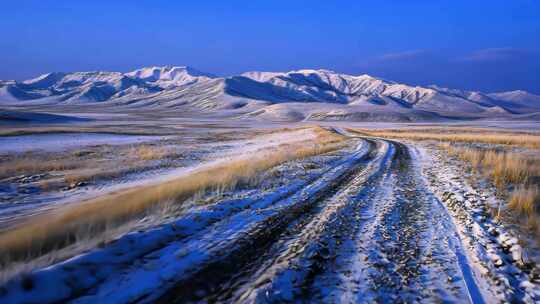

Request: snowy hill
left=0, top=71, right=158, bottom=103
left=1, top=66, right=539, bottom=121
left=239, top=70, right=436, bottom=104
left=488, top=90, right=540, bottom=111
left=125, top=66, right=216, bottom=88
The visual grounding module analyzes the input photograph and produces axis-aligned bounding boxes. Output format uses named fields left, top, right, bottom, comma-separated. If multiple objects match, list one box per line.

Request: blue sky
left=1, top=1, right=539, bottom=93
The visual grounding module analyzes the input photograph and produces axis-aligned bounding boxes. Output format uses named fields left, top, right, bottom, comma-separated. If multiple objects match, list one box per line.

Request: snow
left=2, top=66, right=539, bottom=121
left=489, top=90, right=540, bottom=109
left=0, top=128, right=320, bottom=229
left=1, top=129, right=539, bottom=303
left=125, top=66, right=215, bottom=88
left=418, top=144, right=540, bottom=302
left=0, top=133, right=168, bottom=153
left=0, top=139, right=370, bottom=304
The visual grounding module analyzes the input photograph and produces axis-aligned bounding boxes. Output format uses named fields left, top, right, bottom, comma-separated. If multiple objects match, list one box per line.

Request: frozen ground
left=0, top=127, right=317, bottom=229
left=0, top=133, right=170, bottom=153
left=0, top=119, right=538, bottom=303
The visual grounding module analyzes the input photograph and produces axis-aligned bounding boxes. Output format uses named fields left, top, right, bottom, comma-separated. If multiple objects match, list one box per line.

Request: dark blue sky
left=2, top=1, right=539, bottom=93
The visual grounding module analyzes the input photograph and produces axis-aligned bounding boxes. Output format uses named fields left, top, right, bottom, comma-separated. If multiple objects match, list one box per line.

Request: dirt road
left=155, top=137, right=486, bottom=303
left=2, top=132, right=538, bottom=303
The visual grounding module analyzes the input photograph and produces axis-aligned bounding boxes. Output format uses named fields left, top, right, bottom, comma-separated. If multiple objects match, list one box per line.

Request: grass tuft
left=0, top=156, right=79, bottom=180
left=509, top=186, right=539, bottom=216
left=130, top=145, right=168, bottom=161
left=440, top=144, right=535, bottom=190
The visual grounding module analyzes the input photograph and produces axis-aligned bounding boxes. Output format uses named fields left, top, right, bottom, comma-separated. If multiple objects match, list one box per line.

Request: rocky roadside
left=421, top=144, right=540, bottom=303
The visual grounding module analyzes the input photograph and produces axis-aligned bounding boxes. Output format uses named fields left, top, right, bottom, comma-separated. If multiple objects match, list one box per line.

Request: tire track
left=312, top=140, right=483, bottom=304
left=2, top=134, right=505, bottom=304
left=333, top=142, right=475, bottom=303
left=213, top=140, right=394, bottom=303
left=157, top=138, right=486, bottom=304
left=0, top=139, right=372, bottom=304
left=154, top=140, right=389, bottom=303
left=65, top=139, right=377, bottom=303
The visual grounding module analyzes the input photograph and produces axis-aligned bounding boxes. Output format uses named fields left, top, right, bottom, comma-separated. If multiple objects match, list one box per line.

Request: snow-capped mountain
left=0, top=71, right=158, bottom=102
left=1, top=66, right=539, bottom=121
left=125, top=66, right=216, bottom=88
left=488, top=90, right=540, bottom=111
left=0, top=66, right=212, bottom=103
left=240, top=69, right=436, bottom=104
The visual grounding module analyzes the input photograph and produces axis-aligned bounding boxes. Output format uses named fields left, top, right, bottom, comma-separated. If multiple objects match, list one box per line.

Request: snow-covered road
left=1, top=133, right=538, bottom=303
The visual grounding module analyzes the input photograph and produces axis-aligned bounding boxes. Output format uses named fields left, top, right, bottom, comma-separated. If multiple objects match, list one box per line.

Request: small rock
left=510, top=244, right=524, bottom=266
left=489, top=253, right=504, bottom=267
left=519, top=280, right=536, bottom=290
left=488, top=227, right=499, bottom=237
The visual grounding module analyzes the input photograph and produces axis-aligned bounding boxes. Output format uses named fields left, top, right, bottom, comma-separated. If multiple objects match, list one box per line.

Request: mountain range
left=1, top=66, right=539, bottom=122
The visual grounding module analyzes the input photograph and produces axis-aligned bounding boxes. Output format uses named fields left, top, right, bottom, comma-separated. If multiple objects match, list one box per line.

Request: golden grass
left=0, top=126, right=291, bottom=183
left=440, top=144, right=537, bottom=188
left=439, top=143, right=540, bottom=229
left=0, top=156, right=80, bottom=180
left=509, top=186, right=539, bottom=216
left=64, top=169, right=122, bottom=185
left=351, top=126, right=540, bottom=238
left=0, top=144, right=173, bottom=184
left=130, top=145, right=168, bottom=161
left=350, top=127, right=540, bottom=149
left=0, top=127, right=346, bottom=263
left=352, top=126, right=540, bottom=220
left=510, top=185, right=540, bottom=240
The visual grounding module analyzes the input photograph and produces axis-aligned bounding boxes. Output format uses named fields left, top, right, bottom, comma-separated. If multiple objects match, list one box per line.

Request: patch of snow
left=0, top=133, right=169, bottom=153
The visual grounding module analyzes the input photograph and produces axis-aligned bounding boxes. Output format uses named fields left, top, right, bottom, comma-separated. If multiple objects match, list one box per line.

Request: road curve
left=2, top=132, right=537, bottom=303
left=154, top=137, right=486, bottom=303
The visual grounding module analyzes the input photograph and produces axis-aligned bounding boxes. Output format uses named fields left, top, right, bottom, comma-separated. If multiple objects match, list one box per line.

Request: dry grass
left=350, top=127, right=540, bottom=149
left=509, top=186, right=539, bottom=216
left=0, top=144, right=175, bottom=185
left=130, top=145, right=169, bottom=161
left=64, top=169, right=122, bottom=185
left=64, top=145, right=183, bottom=184
left=0, top=124, right=274, bottom=184
left=509, top=186, right=540, bottom=237
left=350, top=126, right=540, bottom=226
left=0, top=156, right=80, bottom=180
left=0, top=126, right=298, bottom=181
left=439, top=143, right=540, bottom=237
left=353, top=125, right=540, bottom=238
left=0, top=127, right=346, bottom=264
left=440, top=143, right=537, bottom=189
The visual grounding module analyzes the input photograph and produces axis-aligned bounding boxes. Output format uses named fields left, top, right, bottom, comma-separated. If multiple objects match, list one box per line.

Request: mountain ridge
left=1, top=66, right=539, bottom=121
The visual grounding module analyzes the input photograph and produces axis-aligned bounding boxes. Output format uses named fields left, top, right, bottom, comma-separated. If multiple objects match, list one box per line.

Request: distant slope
left=1, top=66, right=539, bottom=122
left=0, top=110, right=90, bottom=125
left=488, top=90, right=540, bottom=112
left=0, top=71, right=158, bottom=103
